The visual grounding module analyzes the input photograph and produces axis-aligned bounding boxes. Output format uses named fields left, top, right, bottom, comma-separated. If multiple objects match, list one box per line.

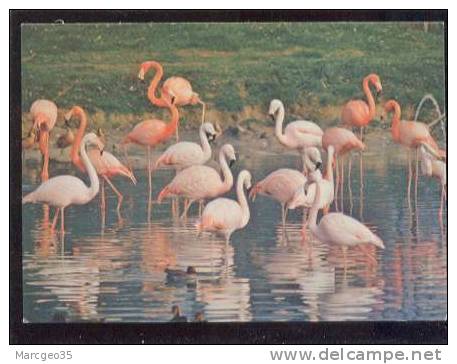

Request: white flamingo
left=305, top=170, right=384, bottom=266
left=197, top=170, right=252, bottom=243
left=22, top=133, right=103, bottom=234
left=269, top=99, right=323, bottom=169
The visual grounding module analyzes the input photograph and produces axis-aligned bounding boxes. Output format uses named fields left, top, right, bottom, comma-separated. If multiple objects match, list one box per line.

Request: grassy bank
left=21, top=22, right=445, bottom=130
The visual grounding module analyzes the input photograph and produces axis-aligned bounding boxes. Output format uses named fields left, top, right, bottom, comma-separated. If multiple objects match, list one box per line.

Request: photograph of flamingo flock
left=21, top=22, right=446, bottom=323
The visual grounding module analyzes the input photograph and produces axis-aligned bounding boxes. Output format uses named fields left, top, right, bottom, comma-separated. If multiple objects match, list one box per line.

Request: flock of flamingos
left=22, top=60, right=447, bottom=267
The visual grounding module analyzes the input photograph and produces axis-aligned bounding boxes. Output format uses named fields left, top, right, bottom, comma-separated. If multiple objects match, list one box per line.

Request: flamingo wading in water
left=197, top=170, right=252, bottom=243
left=304, top=170, right=384, bottom=267
left=22, top=133, right=104, bottom=234
left=249, top=147, right=322, bottom=226
left=154, top=122, right=218, bottom=216
left=269, top=99, right=323, bottom=169
left=29, top=99, right=58, bottom=181
left=383, top=99, right=445, bottom=203
left=419, top=144, right=446, bottom=218
left=121, top=97, right=179, bottom=211
left=157, top=144, right=236, bottom=219
left=139, top=60, right=205, bottom=141
left=67, top=106, right=137, bottom=214
left=322, top=127, right=365, bottom=210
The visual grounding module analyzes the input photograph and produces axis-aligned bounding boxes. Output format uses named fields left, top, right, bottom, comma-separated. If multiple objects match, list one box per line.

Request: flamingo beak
left=269, top=113, right=275, bottom=121
left=229, top=159, right=236, bottom=168
left=100, top=148, right=104, bottom=156
left=171, top=96, right=176, bottom=105
left=315, top=161, right=322, bottom=170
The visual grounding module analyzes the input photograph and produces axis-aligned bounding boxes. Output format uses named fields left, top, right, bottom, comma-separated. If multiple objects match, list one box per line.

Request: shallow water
left=22, top=142, right=447, bottom=322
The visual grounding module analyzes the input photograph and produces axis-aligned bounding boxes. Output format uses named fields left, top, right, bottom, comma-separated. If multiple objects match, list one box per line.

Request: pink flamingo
left=121, top=98, right=179, bottom=204
left=197, top=170, right=252, bottom=243
left=269, top=99, right=323, bottom=169
left=419, top=144, right=446, bottom=217
left=29, top=99, right=58, bottom=181
left=249, top=147, right=322, bottom=226
left=322, top=127, right=365, bottom=210
left=22, top=133, right=103, bottom=234
left=341, top=73, right=383, bottom=140
left=139, top=60, right=205, bottom=141
left=67, top=106, right=136, bottom=213
left=157, top=144, right=236, bottom=219
left=383, top=99, right=445, bottom=203
left=304, top=170, right=384, bottom=268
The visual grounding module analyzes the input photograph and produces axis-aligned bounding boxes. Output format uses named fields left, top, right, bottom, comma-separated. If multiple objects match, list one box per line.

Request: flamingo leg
left=41, top=132, right=50, bottom=182
left=100, top=178, right=106, bottom=213
left=51, top=208, right=60, bottom=231
left=280, top=203, right=286, bottom=227
left=104, top=176, right=124, bottom=212
left=414, top=148, right=419, bottom=204
left=180, top=199, right=195, bottom=220
left=147, top=146, right=153, bottom=220
left=198, top=200, right=204, bottom=217
left=335, top=157, right=340, bottom=211
left=439, top=185, right=445, bottom=218
left=407, top=149, right=412, bottom=208
left=348, top=153, right=353, bottom=215
left=301, top=208, right=308, bottom=239
left=341, top=156, right=345, bottom=212
left=357, top=245, right=378, bottom=267
left=60, top=207, right=65, bottom=235
left=342, top=245, right=348, bottom=274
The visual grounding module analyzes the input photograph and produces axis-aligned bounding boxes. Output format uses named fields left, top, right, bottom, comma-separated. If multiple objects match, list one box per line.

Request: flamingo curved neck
left=165, top=104, right=180, bottom=136
left=237, top=174, right=250, bottom=225
left=80, top=140, right=99, bottom=202
left=146, top=61, right=168, bottom=107
left=363, top=77, right=376, bottom=121
left=199, top=127, right=212, bottom=161
left=307, top=180, right=321, bottom=236
left=219, top=149, right=233, bottom=191
left=70, top=107, right=88, bottom=172
left=274, top=105, right=288, bottom=146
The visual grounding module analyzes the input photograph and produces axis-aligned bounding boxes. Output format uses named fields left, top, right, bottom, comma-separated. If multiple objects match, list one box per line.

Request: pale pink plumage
left=306, top=171, right=384, bottom=254
left=197, top=170, right=252, bottom=243
left=22, top=133, right=103, bottom=233
left=155, top=122, right=217, bottom=171
left=269, top=99, right=323, bottom=151
left=157, top=144, right=236, bottom=217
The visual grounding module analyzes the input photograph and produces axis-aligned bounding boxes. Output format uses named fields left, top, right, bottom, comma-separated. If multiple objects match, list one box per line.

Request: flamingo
left=121, top=98, right=178, bottom=205
left=289, top=145, right=336, bottom=215
left=138, top=60, right=205, bottom=141
left=67, top=106, right=136, bottom=213
left=157, top=144, right=236, bottom=219
left=304, top=170, right=384, bottom=268
left=322, top=127, right=365, bottom=210
left=154, top=122, right=217, bottom=171
left=419, top=144, right=446, bottom=217
left=22, top=132, right=104, bottom=234
left=154, top=122, right=217, bottom=216
left=30, top=99, right=58, bottom=181
left=341, top=73, right=383, bottom=140
left=383, top=99, right=445, bottom=203
left=197, top=170, right=252, bottom=243
left=249, top=147, right=322, bottom=226
left=268, top=99, right=323, bottom=169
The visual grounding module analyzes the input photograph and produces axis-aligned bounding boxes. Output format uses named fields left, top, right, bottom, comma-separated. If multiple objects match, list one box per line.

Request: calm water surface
left=22, top=142, right=447, bottom=322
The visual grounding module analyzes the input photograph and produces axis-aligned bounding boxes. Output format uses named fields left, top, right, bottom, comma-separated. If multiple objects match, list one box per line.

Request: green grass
left=21, top=22, right=445, bottom=127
